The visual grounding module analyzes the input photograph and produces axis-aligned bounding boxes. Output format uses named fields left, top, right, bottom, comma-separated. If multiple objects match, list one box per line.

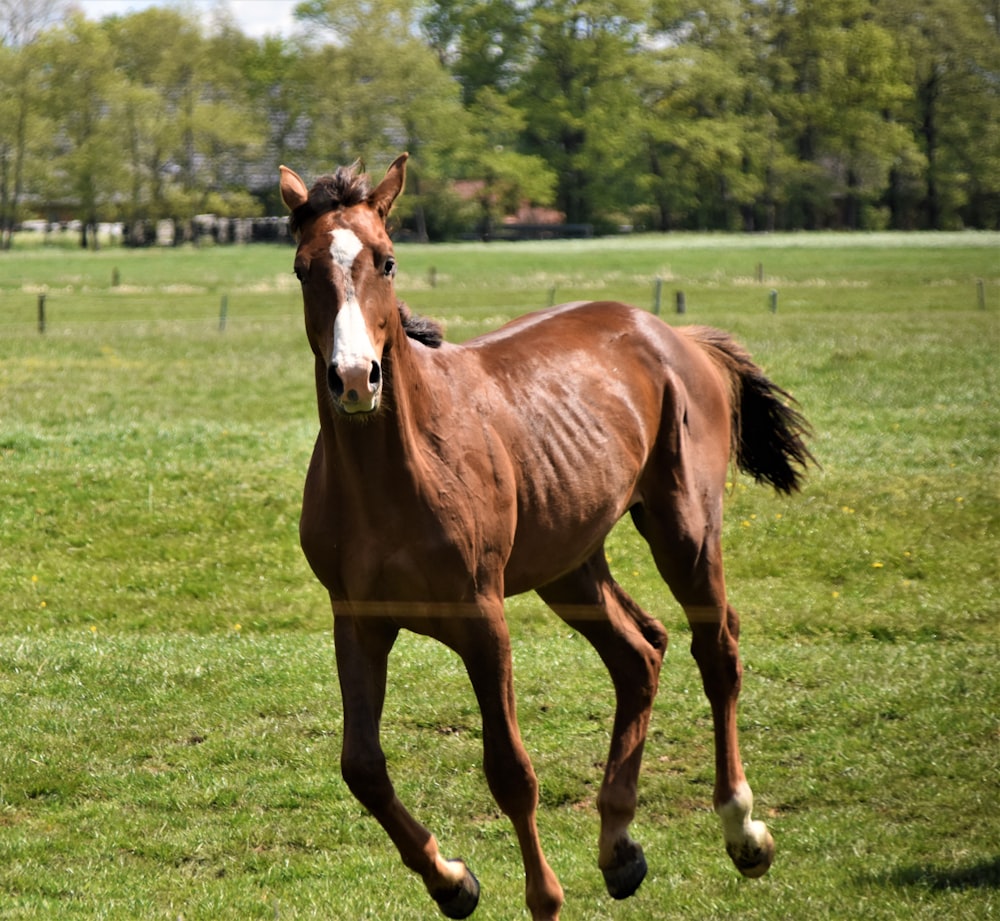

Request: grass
left=0, top=232, right=998, bottom=919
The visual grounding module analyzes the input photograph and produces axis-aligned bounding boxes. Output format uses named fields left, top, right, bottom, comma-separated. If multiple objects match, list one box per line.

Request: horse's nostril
left=328, top=362, right=344, bottom=397
left=369, top=361, right=381, bottom=387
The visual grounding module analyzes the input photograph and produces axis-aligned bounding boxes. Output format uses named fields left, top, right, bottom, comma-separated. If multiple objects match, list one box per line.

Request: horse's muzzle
left=329, top=359, right=382, bottom=414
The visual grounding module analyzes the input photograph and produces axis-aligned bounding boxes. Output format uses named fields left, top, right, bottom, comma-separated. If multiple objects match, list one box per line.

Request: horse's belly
left=502, top=451, right=642, bottom=595
left=493, top=372, right=656, bottom=593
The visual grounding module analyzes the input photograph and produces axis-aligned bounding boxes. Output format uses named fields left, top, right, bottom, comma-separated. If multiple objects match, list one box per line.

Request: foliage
left=0, top=0, right=998, bottom=240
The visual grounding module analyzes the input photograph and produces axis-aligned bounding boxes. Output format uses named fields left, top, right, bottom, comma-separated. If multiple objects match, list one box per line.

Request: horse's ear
left=279, top=165, right=309, bottom=212
left=370, top=153, right=408, bottom=221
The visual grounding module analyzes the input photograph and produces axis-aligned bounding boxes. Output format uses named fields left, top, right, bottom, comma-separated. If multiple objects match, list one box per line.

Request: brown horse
left=279, top=154, right=811, bottom=921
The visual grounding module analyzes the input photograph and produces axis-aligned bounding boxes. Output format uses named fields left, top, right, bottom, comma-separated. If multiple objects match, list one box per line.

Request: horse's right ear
left=279, top=165, right=309, bottom=212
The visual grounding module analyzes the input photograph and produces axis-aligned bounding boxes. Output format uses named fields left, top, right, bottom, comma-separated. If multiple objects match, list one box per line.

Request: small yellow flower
left=832, top=591, right=840, bottom=599
left=90, top=625, right=97, bottom=633
left=775, top=513, right=783, bottom=520
left=31, top=574, right=39, bottom=584
left=872, top=561, right=884, bottom=569
left=233, top=623, right=242, bottom=632
left=39, top=601, right=47, bottom=609
left=741, top=520, right=751, bottom=528
left=955, top=497, right=964, bottom=504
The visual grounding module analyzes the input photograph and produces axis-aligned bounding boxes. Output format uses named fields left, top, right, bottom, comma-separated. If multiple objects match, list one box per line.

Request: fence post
left=219, top=295, right=228, bottom=332
left=37, top=294, right=46, bottom=334
left=675, top=290, right=686, bottom=315
left=977, top=278, right=986, bottom=309
left=653, top=278, right=663, bottom=314
left=770, top=289, right=779, bottom=313
left=756, top=262, right=764, bottom=283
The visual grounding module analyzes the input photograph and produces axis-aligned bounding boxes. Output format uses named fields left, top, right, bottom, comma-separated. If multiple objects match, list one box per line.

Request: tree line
left=1, top=0, right=998, bottom=247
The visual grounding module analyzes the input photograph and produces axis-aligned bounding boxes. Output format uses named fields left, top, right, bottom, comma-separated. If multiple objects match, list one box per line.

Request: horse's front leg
left=446, top=602, right=564, bottom=921
left=687, top=603, right=775, bottom=878
left=333, top=613, right=480, bottom=919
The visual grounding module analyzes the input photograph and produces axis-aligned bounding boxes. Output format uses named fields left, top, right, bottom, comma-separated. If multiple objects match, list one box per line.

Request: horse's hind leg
left=632, top=500, right=775, bottom=878
left=333, top=613, right=480, bottom=919
left=537, top=552, right=668, bottom=900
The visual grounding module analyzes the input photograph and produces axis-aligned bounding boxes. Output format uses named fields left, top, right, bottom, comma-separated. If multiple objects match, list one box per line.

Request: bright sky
left=75, top=0, right=302, bottom=38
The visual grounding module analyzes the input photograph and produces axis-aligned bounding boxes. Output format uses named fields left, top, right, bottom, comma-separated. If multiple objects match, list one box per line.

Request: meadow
left=0, top=231, right=997, bottom=920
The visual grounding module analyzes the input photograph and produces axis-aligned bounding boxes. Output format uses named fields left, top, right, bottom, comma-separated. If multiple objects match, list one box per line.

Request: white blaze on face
left=329, top=228, right=379, bottom=408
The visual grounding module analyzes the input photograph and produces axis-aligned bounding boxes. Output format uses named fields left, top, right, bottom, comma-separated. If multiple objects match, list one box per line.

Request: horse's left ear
left=279, top=165, right=309, bottom=212
left=370, top=153, right=408, bottom=221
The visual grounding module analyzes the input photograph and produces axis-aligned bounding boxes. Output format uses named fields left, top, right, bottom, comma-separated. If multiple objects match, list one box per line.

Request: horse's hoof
left=433, top=861, right=481, bottom=919
left=602, top=842, right=648, bottom=900
left=726, top=827, right=775, bottom=879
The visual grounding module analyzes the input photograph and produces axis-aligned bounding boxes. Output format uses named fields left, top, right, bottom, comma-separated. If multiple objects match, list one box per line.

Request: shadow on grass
left=871, top=856, right=1000, bottom=891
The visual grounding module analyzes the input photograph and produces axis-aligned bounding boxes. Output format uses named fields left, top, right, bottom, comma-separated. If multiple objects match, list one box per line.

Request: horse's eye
left=383, top=256, right=396, bottom=278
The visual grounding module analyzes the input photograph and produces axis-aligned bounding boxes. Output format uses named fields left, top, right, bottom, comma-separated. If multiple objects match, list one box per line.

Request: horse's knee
left=689, top=622, right=742, bottom=691
left=484, top=751, right=538, bottom=818
left=642, top=617, right=669, bottom=662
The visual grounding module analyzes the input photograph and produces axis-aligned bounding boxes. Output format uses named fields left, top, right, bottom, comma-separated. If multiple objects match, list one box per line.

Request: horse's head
left=280, top=155, right=408, bottom=416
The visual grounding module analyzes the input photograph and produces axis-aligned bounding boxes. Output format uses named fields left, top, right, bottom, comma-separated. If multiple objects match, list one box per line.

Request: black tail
left=686, top=326, right=814, bottom=494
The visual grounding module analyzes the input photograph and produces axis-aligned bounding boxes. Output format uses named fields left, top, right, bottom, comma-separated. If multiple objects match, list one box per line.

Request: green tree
left=105, top=8, right=192, bottom=228
left=879, top=0, right=1000, bottom=228
left=452, top=87, right=558, bottom=236
left=32, top=14, right=128, bottom=248
left=0, top=0, right=64, bottom=249
left=196, top=25, right=267, bottom=216
left=237, top=35, right=315, bottom=213
left=421, top=0, right=532, bottom=104
left=106, top=8, right=263, bottom=236
left=418, top=2, right=558, bottom=236
left=635, top=2, right=779, bottom=230
left=515, top=0, right=653, bottom=229
left=294, top=0, right=472, bottom=239
left=764, top=0, right=917, bottom=229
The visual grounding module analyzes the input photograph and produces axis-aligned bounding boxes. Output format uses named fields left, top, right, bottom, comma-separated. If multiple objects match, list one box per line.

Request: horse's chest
left=301, top=482, right=487, bottom=602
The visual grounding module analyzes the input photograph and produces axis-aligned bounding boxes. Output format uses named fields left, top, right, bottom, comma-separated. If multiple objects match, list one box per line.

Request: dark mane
left=288, top=160, right=371, bottom=234
left=398, top=300, right=444, bottom=348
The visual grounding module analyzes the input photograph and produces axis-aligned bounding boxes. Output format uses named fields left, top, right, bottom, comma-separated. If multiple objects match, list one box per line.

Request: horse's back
left=462, top=300, right=728, bottom=446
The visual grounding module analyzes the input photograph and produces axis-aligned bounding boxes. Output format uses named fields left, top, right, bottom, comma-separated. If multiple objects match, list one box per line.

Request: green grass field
left=1, top=232, right=997, bottom=919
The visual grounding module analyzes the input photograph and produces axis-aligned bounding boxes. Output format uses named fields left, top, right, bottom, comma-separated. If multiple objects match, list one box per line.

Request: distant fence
left=124, top=216, right=292, bottom=247
left=20, top=217, right=602, bottom=247
left=14, top=216, right=294, bottom=248
left=476, top=223, right=595, bottom=242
